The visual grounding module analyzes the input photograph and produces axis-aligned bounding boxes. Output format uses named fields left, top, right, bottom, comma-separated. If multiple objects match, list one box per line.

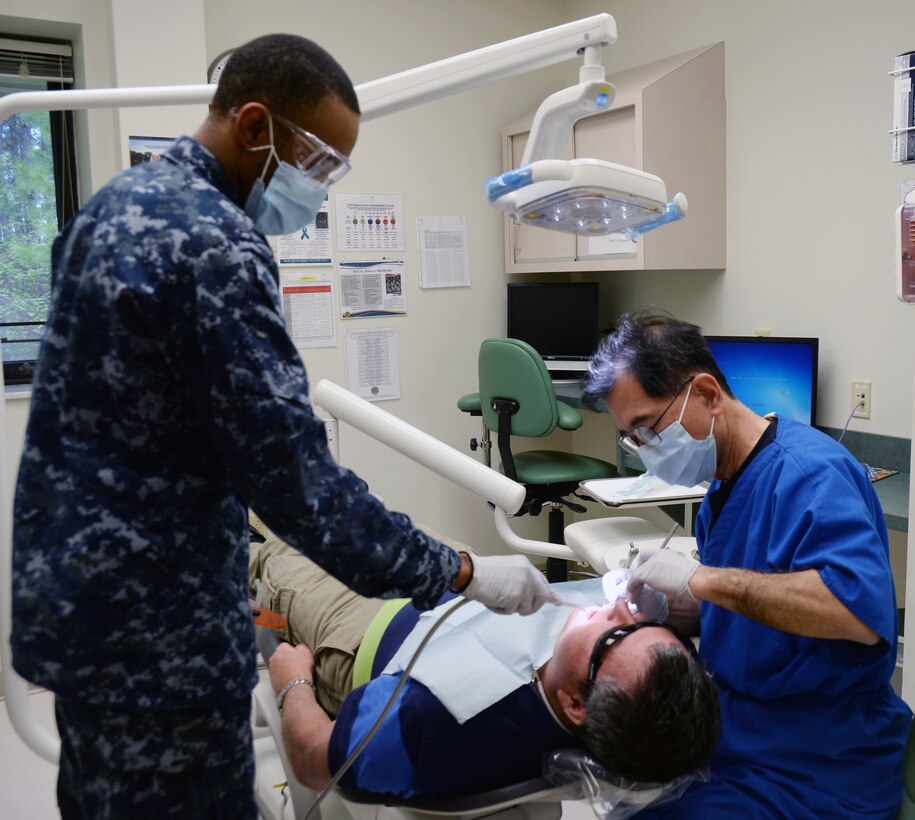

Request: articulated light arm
left=0, top=14, right=616, bottom=125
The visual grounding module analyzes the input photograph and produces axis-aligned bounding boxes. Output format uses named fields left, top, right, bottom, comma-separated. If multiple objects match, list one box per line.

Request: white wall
left=564, top=0, right=915, bottom=437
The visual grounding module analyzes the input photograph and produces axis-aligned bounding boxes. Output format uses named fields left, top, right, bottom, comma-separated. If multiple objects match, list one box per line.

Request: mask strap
left=676, top=380, right=695, bottom=423
left=246, top=113, right=279, bottom=181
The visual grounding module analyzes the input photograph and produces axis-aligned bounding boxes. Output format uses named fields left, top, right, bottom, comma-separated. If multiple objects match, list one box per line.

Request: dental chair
left=458, top=337, right=669, bottom=581
left=251, top=626, right=580, bottom=820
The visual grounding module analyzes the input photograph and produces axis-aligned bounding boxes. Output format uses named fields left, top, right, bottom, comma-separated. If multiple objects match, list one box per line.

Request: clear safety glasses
left=268, top=110, right=351, bottom=185
left=617, top=376, right=694, bottom=455
left=587, top=620, right=698, bottom=694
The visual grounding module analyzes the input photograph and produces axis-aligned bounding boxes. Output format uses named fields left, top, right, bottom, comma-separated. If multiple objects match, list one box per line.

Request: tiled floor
left=0, top=689, right=595, bottom=820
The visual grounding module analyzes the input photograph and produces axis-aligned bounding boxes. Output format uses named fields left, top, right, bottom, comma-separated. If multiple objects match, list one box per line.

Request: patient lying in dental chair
left=249, top=529, right=719, bottom=800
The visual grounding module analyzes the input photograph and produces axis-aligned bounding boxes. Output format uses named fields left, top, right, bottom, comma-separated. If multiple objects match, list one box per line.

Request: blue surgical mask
left=638, top=382, right=717, bottom=487
left=244, top=116, right=329, bottom=236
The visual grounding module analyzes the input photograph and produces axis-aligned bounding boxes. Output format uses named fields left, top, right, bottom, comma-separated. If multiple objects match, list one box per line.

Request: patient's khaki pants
left=248, top=525, right=471, bottom=717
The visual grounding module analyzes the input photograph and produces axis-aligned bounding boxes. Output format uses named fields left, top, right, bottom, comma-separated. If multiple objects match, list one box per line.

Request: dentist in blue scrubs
left=584, top=310, right=912, bottom=819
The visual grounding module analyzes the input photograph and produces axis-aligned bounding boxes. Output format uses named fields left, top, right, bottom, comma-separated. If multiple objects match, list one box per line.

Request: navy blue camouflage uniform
left=11, top=136, right=461, bottom=817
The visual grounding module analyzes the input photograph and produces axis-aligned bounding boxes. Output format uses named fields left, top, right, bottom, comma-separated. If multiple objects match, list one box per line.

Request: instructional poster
left=339, top=260, right=407, bottom=318
left=335, top=193, right=404, bottom=252
left=344, top=327, right=400, bottom=401
left=280, top=271, right=336, bottom=348
left=277, top=197, right=332, bottom=265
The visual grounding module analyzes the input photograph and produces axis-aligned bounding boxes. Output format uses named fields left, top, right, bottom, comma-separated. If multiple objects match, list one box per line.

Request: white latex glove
left=462, top=554, right=560, bottom=615
left=627, top=547, right=700, bottom=604
left=600, top=568, right=669, bottom=621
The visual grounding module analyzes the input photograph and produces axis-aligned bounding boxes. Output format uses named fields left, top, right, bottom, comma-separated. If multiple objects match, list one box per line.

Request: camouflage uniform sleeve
left=176, top=237, right=460, bottom=609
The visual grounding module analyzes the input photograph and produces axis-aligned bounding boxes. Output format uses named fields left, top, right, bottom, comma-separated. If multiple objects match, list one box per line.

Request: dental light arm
left=311, top=380, right=525, bottom=515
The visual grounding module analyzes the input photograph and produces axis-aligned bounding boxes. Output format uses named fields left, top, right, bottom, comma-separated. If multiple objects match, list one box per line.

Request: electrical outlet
left=851, top=380, right=871, bottom=419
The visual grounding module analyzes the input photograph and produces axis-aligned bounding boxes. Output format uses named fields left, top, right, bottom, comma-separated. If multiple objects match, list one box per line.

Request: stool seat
left=507, top=450, right=617, bottom=486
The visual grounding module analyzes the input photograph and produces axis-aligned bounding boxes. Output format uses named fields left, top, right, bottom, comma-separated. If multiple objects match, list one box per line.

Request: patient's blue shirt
left=328, top=602, right=572, bottom=798
left=11, top=135, right=461, bottom=731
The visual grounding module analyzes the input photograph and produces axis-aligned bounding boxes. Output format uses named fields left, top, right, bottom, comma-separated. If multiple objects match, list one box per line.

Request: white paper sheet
left=339, top=260, right=407, bottom=318
left=417, top=216, right=470, bottom=288
left=344, top=327, right=400, bottom=401
left=280, top=271, right=336, bottom=348
left=335, top=193, right=404, bottom=252
left=277, top=196, right=332, bottom=265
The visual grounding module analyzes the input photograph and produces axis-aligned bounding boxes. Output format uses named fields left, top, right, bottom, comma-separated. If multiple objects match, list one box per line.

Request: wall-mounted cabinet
left=502, top=42, right=726, bottom=273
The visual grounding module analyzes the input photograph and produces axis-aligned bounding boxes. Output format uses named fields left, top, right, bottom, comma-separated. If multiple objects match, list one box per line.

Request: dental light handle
left=311, top=380, right=526, bottom=515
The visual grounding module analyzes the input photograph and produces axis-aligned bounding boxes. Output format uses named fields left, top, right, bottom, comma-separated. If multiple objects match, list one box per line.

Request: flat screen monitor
left=705, top=336, right=819, bottom=426
left=506, top=283, right=599, bottom=368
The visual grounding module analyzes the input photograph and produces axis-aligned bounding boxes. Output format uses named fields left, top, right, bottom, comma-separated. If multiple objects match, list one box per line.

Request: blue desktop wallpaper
left=708, top=340, right=816, bottom=425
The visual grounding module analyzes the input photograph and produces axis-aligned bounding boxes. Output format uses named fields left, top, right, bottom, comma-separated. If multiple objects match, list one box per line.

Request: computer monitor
left=506, top=283, right=599, bottom=374
left=705, top=336, right=819, bottom=426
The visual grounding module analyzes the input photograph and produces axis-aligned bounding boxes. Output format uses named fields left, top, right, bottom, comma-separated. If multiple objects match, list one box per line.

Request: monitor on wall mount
left=705, top=335, right=819, bottom=426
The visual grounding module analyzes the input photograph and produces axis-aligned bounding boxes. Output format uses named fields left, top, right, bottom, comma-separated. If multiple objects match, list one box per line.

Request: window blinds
left=0, top=37, right=73, bottom=83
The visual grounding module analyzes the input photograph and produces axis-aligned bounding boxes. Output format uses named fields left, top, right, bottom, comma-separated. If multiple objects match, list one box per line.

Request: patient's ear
left=556, top=687, right=587, bottom=728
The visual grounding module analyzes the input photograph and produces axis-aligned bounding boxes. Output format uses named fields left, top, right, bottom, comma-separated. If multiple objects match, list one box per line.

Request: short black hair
left=582, top=310, right=732, bottom=408
left=211, top=33, right=360, bottom=120
left=579, top=645, right=720, bottom=783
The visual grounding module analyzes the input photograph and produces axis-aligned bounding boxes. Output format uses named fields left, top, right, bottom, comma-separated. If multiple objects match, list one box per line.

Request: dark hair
left=578, top=645, right=720, bottom=783
left=211, top=34, right=360, bottom=119
left=582, top=310, right=732, bottom=408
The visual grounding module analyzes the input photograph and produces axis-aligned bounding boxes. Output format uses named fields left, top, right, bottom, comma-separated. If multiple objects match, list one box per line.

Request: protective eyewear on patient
left=618, top=377, right=694, bottom=455
left=587, top=620, right=698, bottom=693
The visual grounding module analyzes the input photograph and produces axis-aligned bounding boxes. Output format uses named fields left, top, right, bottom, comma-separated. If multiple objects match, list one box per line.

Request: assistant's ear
left=691, top=372, right=725, bottom=414
left=556, top=687, right=588, bottom=728
left=232, top=102, right=272, bottom=151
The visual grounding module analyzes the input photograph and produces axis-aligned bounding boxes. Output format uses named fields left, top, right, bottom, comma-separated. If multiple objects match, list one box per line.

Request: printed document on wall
left=277, top=196, right=333, bottom=265
left=336, top=193, right=404, bottom=252
left=339, top=260, right=407, bottom=318
left=344, top=327, right=400, bottom=402
left=417, top=216, right=470, bottom=288
left=280, top=271, right=336, bottom=349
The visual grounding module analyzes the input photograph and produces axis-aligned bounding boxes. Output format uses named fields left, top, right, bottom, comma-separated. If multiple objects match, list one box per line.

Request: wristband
left=276, top=677, right=315, bottom=712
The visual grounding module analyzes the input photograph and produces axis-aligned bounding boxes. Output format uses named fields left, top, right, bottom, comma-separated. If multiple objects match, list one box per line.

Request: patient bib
left=382, top=578, right=604, bottom=723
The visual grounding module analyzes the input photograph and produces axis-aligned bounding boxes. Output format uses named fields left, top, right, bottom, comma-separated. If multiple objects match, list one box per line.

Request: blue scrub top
left=687, top=418, right=911, bottom=818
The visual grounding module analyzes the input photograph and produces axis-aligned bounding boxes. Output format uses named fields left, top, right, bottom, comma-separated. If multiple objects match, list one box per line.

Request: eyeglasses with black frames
left=587, top=620, right=699, bottom=694
left=617, top=376, right=694, bottom=455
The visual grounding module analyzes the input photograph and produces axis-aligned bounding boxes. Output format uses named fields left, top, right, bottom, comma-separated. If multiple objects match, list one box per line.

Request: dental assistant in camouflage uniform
left=10, top=34, right=555, bottom=819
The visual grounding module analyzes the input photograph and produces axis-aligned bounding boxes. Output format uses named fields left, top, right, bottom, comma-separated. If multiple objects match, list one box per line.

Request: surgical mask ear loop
left=301, top=597, right=473, bottom=820
left=247, top=113, right=279, bottom=182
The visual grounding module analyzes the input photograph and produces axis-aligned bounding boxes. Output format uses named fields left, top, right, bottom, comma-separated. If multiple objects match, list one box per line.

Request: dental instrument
left=658, top=521, right=681, bottom=550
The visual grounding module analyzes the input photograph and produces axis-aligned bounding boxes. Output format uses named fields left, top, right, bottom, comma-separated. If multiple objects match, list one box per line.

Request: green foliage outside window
left=0, top=106, right=56, bottom=363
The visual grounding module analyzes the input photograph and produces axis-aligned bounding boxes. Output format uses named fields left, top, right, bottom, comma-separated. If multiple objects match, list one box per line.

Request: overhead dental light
left=486, top=44, right=688, bottom=237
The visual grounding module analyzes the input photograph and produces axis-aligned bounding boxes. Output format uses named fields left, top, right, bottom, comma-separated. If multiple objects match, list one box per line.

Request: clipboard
left=579, top=475, right=708, bottom=508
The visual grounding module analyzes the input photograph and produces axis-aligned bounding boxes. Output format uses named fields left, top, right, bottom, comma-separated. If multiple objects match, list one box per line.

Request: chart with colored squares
left=335, top=193, right=405, bottom=252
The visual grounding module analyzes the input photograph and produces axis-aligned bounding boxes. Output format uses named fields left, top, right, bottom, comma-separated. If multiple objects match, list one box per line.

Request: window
left=0, top=35, right=78, bottom=385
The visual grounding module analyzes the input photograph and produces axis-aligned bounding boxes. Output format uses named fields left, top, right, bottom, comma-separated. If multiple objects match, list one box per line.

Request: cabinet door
left=505, top=131, right=575, bottom=268
left=572, top=105, right=641, bottom=263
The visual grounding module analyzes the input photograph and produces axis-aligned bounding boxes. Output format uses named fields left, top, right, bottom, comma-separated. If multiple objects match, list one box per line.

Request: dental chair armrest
left=458, top=392, right=482, bottom=415
left=556, top=402, right=583, bottom=431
